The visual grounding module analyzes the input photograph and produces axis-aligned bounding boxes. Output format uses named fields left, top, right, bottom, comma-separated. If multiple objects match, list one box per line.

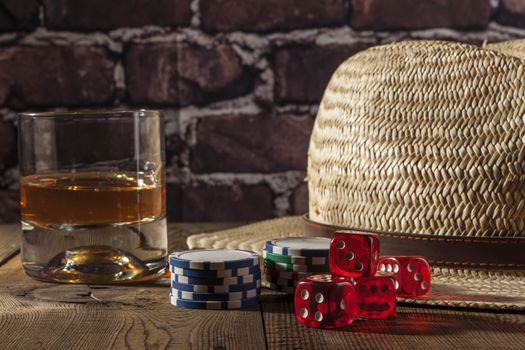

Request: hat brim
left=186, top=216, right=525, bottom=311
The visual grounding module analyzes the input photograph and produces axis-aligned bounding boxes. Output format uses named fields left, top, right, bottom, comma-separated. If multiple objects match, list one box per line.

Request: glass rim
left=18, top=109, right=161, bottom=119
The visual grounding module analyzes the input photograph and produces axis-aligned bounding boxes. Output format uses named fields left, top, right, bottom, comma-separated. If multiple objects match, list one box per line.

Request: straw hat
left=188, top=40, right=525, bottom=311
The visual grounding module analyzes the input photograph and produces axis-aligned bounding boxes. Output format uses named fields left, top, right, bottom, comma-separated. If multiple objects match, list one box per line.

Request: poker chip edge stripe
left=264, top=259, right=330, bottom=273
left=263, top=251, right=328, bottom=265
left=264, top=239, right=329, bottom=257
left=172, top=288, right=261, bottom=301
left=171, top=271, right=261, bottom=286
left=265, top=282, right=294, bottom=294
left=170, top=265, right=260, bottom=278
left=264, top=275, right=297, bottom=287
left=264, top=267, right=311, bottom=279
left=170, top=295, right=260, bottom=309
left=171, top=279, right=261, bottom=293
left=169, top=249, right=259, bottom=270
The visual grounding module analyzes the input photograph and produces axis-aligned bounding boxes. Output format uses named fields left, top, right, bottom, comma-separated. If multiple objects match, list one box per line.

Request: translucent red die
left=355, top=276, right=396, bottom=319
left=294, top=274, right=357, bottom=328
left=329, top=230, right=380, bottom=278
left=378, top=256, right=431, bottom=297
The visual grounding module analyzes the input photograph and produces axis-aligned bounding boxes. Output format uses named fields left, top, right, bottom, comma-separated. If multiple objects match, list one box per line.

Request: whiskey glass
left=18, top=110, right=167, bottom=283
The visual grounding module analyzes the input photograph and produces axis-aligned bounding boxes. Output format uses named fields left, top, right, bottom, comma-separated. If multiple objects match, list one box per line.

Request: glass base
left=21, top=219, right=168, bottom=284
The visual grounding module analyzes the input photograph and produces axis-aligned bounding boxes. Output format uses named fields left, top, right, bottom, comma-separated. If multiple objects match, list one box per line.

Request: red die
left=355, top=276, right=396, bottom=319
left=378, top=256, right=431, bottom=297
left=329, top=230, right=380, bottom=278
left=294, top=274, right=357, bottom=328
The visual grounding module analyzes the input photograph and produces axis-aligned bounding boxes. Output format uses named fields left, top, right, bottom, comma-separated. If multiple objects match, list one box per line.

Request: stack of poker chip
left=263, top=237, right=331, bottom=294
left=169, top=249, right=261, bottom=310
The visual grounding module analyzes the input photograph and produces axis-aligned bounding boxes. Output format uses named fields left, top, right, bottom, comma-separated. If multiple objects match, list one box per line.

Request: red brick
left=0, top=46, right=114, bottom=108
left=200, top=0, right=348, bottom=33
left=0, top=191, right=19, bottom=223
left=43, top=0, right=191, bottom=31
left=191, top=114, right=314, bottom=173
left=181, top=184, right=273, bottom=221
left=0, top=120, right=16, bottom=168
left=177, top=44, right=253, bottom=105
left=351, top=0, right=491, bottom=30
left=291, top=182, right=308, bottom=215
left=0, top=0, right=39, bottom=31
left=125, top=45, right=177, bottom=105
left=496, top=0, right=525, bottom=28
left=125, top=43, right=252, bottom=106
left=274, top=44, right=369, bottom=103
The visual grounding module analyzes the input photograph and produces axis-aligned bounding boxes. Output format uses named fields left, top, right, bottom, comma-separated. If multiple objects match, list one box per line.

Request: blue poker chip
left=172, top=271, right=260, bottom=286
left=170, top=249, right=259, bottom=270
left=172, top=287, right=260, bottom=301
left=171, top=279, right=261, bottom=294
left=170, top=294, right=260, bottom=310
left=264, top=237, right=330, bottom=257
left=170, top=264, right=260, bottom=279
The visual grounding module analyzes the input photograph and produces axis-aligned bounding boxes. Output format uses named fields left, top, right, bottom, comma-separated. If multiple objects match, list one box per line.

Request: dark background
left=0, top=0, right=522, bottom=222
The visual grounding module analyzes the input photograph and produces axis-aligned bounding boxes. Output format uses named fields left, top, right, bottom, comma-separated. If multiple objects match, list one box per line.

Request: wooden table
left=1, top=223, right=524, bottom=350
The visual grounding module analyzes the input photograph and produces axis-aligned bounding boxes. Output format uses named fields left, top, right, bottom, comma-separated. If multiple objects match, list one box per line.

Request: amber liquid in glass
left=21, top=172, right=165, bottom=227
left=20, top=171, right=167, bottom=284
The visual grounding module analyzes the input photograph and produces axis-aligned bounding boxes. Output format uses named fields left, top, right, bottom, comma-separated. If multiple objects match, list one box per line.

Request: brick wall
left=0, top=0, right=523, bottom=222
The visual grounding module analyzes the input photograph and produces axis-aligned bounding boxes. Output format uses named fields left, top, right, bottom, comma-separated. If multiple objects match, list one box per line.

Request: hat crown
left=308, top=40, right=525, bottom=238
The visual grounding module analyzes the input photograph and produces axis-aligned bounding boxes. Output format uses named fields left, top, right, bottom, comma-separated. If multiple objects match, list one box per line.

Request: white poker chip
left=170, top=249, right=259, bottom=270
left=170, top=294, right=260, bottom=310
left=172, top=287, right=260, bottom=301
left=264, top=237, right=330, bottom=257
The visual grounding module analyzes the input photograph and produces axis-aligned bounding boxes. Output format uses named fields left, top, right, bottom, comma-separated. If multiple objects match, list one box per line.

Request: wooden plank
left=261, top=291, right=525, bottom=349
left=6, top=221, right=525, bottom=349
left=0, top=222, right=266, bottom=350
left=0, top=224, right=20, bottom=265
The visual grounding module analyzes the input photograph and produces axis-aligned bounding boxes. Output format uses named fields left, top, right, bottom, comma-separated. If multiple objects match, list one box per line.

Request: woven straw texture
left=187, top=40, right=525, bottom=310
left=485, top=39, right=525, bottom=60
left=308, top=40, right=525, bottom=238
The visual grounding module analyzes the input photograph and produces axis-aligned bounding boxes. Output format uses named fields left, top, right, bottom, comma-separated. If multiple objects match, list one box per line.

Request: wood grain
left=261, top=291, right=525, bottom=350
left=0, top=222, right=266, bottom=350
left=2, top=222, right=525, bottom=349
left=0, top=224, right=19, bottom=265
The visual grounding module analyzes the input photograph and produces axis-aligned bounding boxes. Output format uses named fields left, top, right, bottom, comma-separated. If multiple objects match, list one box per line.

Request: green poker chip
left=263, top=251, right=328, bottom=265
left=264, top=259, right=330, bottom=273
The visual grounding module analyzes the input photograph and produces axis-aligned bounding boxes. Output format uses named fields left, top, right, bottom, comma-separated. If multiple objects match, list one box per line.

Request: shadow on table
left=342, top=311, right=463, bottom=336
left=260, top=294, right=525, bottom=336
left=342, top=310, right=525, bottom=336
